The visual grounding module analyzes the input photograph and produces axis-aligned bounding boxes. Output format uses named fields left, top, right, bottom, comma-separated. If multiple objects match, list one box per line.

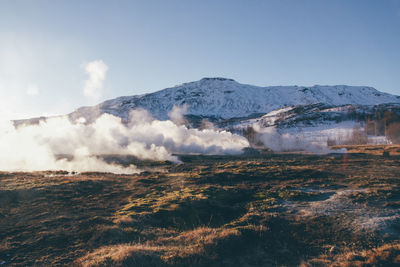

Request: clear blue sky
left=0, top=0, right=399, bottom=119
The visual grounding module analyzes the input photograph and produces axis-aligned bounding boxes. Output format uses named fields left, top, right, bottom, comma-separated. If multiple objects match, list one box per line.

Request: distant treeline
left=327, top=108, right=400, bottom=145
left=241, top=106, right=400, bottom=147
left=286, top=105, right=400, bottom=145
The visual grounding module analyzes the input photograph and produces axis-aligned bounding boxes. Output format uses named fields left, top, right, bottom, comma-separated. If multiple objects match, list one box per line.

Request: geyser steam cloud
left=0, top=108, right=249, bottom=174
left=252, top=124, right=345, bottom=154
left=83, top=60, right=108, bottom=101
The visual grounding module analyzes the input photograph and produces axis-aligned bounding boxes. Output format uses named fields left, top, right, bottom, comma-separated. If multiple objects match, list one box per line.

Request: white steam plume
left=83, top=60, right=108, bottom=101
left=0, top=107, right=249, bottom=174
left=252, top=124, right=345, bottom=154
left=168, top=104, right=188, bottom=125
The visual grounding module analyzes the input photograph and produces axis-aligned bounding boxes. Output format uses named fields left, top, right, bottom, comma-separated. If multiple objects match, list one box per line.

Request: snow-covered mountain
left=69, top=77, right=400, bottom=122
left=14, top=77, right=400, bottom=148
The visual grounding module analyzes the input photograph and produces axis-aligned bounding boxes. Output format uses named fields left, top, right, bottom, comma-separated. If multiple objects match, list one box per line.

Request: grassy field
left=331, top=144, right=400, bottom=156
left=1, top=148, right=399, bottom=266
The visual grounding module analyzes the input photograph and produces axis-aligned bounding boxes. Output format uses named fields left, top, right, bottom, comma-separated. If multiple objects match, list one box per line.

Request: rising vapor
left=252, top=124, right=346, bottom=154
left=83, top=60, right=108, bottom=101
left=0, top=107, right=249, bottom=174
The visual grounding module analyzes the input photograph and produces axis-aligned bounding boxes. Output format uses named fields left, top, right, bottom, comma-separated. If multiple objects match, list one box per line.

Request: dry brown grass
left=112, top=216, right=135, bottom=225
left=75, top=227, right=242, bottom=266
left=2, top=152, right=399, bottom=266
left=301, top=243, right=400, bottom=267
left=161, top=227, right=242, bottom=261
left=75, top=243, right=166, bottom=267
left=331, top=144, right=400, bottom=155
left=158, top=226, right=240, bottom=245
left=334, top=243, right=400, bottom=267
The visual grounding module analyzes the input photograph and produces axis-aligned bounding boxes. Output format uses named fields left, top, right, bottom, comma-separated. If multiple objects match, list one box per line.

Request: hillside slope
left=69, top=77, right=400, bottom=122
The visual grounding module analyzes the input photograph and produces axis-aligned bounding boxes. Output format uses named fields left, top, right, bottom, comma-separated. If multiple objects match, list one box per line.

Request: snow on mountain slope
left=234, top=102, right=400, bottom=148
left=69, top=77, right=400, bottom=122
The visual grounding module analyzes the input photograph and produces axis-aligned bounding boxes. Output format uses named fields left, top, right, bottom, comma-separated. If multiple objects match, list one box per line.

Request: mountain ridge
left=68, top=77, right=400, bottom=122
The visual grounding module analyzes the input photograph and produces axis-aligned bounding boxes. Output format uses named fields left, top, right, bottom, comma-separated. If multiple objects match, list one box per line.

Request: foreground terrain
left=1, top=150, right=399, bottom=266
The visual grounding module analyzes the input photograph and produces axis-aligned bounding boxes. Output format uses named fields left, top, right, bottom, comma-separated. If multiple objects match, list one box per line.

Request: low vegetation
left=0, top=148, right=399, bottom=266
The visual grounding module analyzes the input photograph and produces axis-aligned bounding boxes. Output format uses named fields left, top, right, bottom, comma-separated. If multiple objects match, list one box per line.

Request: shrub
left=386, top=122, right=400, bottom=144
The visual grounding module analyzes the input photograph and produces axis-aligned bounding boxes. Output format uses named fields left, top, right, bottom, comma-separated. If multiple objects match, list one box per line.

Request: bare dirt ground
left=0, top=149, right=399, bottom=266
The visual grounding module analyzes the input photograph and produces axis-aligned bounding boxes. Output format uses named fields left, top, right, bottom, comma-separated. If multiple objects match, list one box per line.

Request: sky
left=0, top=0, right=399, bottom=119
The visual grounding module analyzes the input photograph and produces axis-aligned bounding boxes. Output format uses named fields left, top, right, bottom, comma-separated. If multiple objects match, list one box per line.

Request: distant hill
left=68, top=77, right=400, bottom=123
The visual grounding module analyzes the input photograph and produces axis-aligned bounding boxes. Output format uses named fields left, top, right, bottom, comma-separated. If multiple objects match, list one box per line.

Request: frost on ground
left=284, top=188, right=400, bottom=235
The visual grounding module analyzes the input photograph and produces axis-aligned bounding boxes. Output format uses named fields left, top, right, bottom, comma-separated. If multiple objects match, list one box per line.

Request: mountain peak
left=199, top=77, right=236, bottom=82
